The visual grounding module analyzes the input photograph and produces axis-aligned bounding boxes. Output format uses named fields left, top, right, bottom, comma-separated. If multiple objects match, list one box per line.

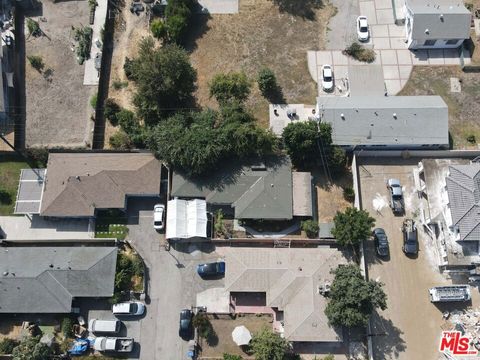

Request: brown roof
left=40, top=153, right=161, bottom=217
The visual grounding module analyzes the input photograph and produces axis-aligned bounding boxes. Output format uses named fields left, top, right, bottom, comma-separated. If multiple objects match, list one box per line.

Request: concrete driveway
left=125, top=198, right=224, bottom=360
left=326, top=0, right=359, bottom=50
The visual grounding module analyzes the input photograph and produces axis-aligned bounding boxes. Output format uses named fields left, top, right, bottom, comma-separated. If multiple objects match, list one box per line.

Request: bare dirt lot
left=315, top=170, right=353, bottom=223
left=188, top=0, right=336, bottom=126
left=398, top=66, right=480, bottom=150
left=358, top=157, right=480, bottom=360
left=200, top=314, right=272, bottom=358
left=25, top=1, right=96, bottom=147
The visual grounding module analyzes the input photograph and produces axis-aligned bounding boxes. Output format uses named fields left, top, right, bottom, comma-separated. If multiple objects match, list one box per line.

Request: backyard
left=0, top=154, right=31, bottom=215
left=199, top=314, right=273, bottom=358
left=94, top=209, right=129, bottom=240
left=25, top=1, right=96, bottom=147
left=398, top=66, right=480, bottom=149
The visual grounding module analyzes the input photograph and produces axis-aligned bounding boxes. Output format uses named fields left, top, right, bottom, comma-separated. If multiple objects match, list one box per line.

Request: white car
left=356, top=16, right=369, bottom=42
left=153, top=204, right=165, bottom=230
left=112, top=301, right=145, bottom=316
left=321, top=65, right=334, bottom=92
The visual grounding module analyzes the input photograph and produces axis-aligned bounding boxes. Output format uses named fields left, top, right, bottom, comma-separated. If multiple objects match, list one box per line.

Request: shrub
left=151, top=18, right=167, bottom=39
left=109, top=131, right=132, bottom=150
left=223, top=355, right=242, bottom=360
left=112, top=80, right=128, bottom=90
left=88, top=0, right=97, bottom=9
left=301, top=219, right=319, bottom=238
left=209, top=72, right=251, bottom=104
left=0, top=338, right=19, bottom=354
left=116, top=109, right=137, bottom=134
left=27, top=55, right=44, bottom=71
left=192, top=312, right=213, bottom=339
left=73, top=26, right=93, bottom=64
left=343, top=186, right=355, bottom=202
left=104, top=98, right=121, bottom=125
left=466, top=134, right=476, bottom=144
left=344, top=42, right=376, bottom=63
left=90, top=93, right=98, bottom=108
left=257, top=68, right=277, bottom=96
left=25, top=147, right=49, bottom=167
left=61, top=317, right=74, bottom=338
left=27, top=18, right=41, bottom=37
left=124, top=57, right=136, bottom=80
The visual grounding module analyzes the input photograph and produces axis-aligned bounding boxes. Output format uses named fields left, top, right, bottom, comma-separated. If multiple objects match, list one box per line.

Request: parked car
left=402, top=219, right=418, bottom=255
left=387, top=178, right=404, bottom=214
left=112, top=301, right=145, bottom=316
left=197, top=261, right=225, bottom=277
left=88, top=319, right=121, bottom=334
left=179, top=309, right=193, bottom=338
left=372, top=228, right=389, bottom=257
left=93, top=337, right=134, bottom=353
left=321, top=64, right=334, bottom=92
left=153, top=204, right=165, bottom=230
left=356, top=16, right=369, bottom=41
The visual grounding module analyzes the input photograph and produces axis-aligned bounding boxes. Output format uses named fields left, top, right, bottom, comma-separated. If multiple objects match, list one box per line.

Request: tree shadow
left=183, top=12, right=212, bottom=52
left=0, top=189, right=13, bottom=205
left=271, top=0, right=325, bottom=20
left=370, top=312, right=407, bottom=359
left=264, top=85, right=286, bottom=104
left=206, top=327, right=219, bottom=347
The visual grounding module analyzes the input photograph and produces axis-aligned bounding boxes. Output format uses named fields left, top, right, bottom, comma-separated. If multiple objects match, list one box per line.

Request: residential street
left=125, top=198, right=224, bottom=360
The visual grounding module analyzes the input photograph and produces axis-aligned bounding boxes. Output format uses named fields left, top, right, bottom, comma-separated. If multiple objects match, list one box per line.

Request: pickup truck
left=387, top=178, right=404, bottom=214
left=93, top=337, right=134, bottom=353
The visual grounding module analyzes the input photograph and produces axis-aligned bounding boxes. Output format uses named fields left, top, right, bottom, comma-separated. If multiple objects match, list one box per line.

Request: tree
left=223, top=355, right=242, bottom=360
left=104, top=98, right=121, bottom=125
left=301, top=219, right=319, bottom=238
left=331, top=207, right=375, bottom=248
left=257, top=68, right=277, bottom=97
left=250, top=327, right=290, bottom=360
left=129, top=38, right=197, bottom=126
left=150, top=18, right=167, bottom=39
left=192, top=312, right=213, bottom=339
left=325, top=264, right=387, bottom=328
left=11, top=336, right=51, bottom=360
left=282, top=121, right=321, bottom=169
left=209, top=72, right=251, bottom=104
left=0, top=338, right=19, bottom=354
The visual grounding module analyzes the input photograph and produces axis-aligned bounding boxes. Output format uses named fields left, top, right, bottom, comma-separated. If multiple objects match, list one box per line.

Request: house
left=315, top=96, right=449, bottom=150
left=0, top=243, right=117, bottom=313
left=170, top=156, right=313, bottom=220
left=403, top=0, right=471, bottom=49
left=415, top=158, right=480, bottom=271
left=224, top=247, right=348, bottom=342
left=23, top=152, right=162, bottom=217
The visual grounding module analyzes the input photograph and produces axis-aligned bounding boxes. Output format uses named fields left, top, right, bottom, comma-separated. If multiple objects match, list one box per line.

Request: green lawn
left=0, top=154, right=32, bottom=215
left=95, top=209, right=129, bottom=240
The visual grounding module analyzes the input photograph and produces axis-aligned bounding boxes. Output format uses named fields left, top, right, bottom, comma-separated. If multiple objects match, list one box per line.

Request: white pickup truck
left=93, top=337, right=134, bottom=353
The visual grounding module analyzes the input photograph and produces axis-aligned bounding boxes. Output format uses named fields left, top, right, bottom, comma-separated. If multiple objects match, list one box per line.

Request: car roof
left=113, top=303, right=132, bottom=312
left=323, top=66, right=332, bottom=76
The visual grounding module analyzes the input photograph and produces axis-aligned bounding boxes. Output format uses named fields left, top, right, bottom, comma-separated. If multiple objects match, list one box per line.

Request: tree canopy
left=128, top=38, right=197, bottom=126
left=11, top=336, right=50, bottom=360
left=250, top=327, right=290, bottom=360
left=325, top=264, right=387, bottom=328
left=331, top=207, right=375, bottom=248
left=148, top=103, right=276, bottom=176
left=209, top=72, right=251, bottom=104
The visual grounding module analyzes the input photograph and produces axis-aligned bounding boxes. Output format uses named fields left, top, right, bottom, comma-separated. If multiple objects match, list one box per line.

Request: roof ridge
left=282, top=277, right=315, bottom=339
left=37, top=271, right=73, bottom=312
left=457, top=204, right=480, bottom=238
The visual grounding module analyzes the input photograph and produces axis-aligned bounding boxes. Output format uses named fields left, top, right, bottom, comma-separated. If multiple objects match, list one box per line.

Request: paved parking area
left=357, top=157, right=480, bottom=360
left=124, top=198, right=224, bottom=360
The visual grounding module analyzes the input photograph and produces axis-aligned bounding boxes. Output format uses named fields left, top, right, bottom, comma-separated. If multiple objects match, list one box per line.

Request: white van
left=88, top=319, right=121, bottom=334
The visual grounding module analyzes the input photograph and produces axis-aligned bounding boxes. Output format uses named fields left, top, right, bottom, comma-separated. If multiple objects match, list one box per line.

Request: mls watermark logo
left=439, top=331, right=478, bottom=356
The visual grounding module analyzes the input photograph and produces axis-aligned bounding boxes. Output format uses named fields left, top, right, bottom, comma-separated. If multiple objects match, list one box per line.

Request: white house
left=404, top=0, right=471, bottom=49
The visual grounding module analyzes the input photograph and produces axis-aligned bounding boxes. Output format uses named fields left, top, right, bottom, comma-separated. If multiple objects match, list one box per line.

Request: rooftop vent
left=340, top=113, right=345, bottom=119
left=393, top=113, right=397, bottom=119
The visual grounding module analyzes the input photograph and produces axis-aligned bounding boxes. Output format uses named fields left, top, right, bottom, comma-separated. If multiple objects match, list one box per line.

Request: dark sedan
left=179, top=309, right=193, bottom=338
left=372, top=228, right=389, bottom=257
left=196, top=261, right=225, bottom=278
left=402, top=219, right=418, bottom=255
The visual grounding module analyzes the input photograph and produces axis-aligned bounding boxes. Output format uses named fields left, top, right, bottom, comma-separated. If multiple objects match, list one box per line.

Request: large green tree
left=148, top=104, right=276, bottom=176
left=11, top=336, right=50, bottom=360
left=325, top=265, right=387, bottom=328
left=250, top=327, right=290, bottom=360
left=209, top=72, right=251, bottom=104
left=331, top=207, right=375, bottom=248
left=129, top=37, right=197, bottom=126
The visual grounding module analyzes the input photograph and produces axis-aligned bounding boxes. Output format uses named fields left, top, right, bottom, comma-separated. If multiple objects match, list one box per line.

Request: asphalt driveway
left=125, top=198, right=224, bottom=360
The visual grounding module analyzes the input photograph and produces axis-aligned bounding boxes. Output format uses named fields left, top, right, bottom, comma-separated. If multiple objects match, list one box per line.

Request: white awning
left=166, top=198, right=207, bottom=239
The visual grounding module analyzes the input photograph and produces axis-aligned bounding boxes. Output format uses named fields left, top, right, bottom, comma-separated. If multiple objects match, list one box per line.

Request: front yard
left=0, top=154, right=31, bottom=215
left=398, top=66, right=480, bottom=149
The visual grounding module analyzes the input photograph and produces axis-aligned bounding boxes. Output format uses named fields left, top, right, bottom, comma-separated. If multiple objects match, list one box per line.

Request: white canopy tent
left=166, top=198, right=208, bottom=239
left=232, top=325, right=252, bottom=346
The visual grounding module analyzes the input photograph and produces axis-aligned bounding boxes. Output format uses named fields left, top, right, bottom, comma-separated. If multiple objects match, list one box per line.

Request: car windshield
left=406, top=232, right=417, bottom=244
left=392, top=194, right=402, bottom=200
left=130, top=303, right=138, bottom=313
left=360, top=26, right=368, bottom=32
left=154, top=220, right=163, bottom=226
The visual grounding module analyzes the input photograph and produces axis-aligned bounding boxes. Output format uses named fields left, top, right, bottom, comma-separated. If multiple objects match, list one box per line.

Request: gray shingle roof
left=445, top=164, right=480, bottom=241
left=406, top=0, right=471, bottom=42
left=40, top=153, right=161, bottom=217
left=317, top=96, right=449, bottom=147
left=171, top=156, right=294, bottom=220
left=0, top=245, right=117, bottom=313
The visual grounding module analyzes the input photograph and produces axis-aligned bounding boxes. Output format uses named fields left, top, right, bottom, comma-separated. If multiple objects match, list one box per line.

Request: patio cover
left=166, top=198, right=207, bottom=239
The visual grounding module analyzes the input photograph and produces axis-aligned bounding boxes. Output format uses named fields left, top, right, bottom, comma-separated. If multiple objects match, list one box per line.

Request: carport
left=14, top=169, right=45, bottom=214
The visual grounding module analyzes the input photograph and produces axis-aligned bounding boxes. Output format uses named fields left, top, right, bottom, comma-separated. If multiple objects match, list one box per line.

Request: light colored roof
left=292, top=172, right=312, bottom=217
left=40, top=153, right=161, bottom=217
left=406, top=0, right=470, bottom=41
left=171, top=156, right=295, bottom=220
left=445, top=163, right=480, bottom=241
left=317, top=96, right=449, bottom=146
left=0, top=245, right=117, bottom=313
left=224, top=247, right=347, bottom=342
left=166, top=198, right=208, bottom=239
